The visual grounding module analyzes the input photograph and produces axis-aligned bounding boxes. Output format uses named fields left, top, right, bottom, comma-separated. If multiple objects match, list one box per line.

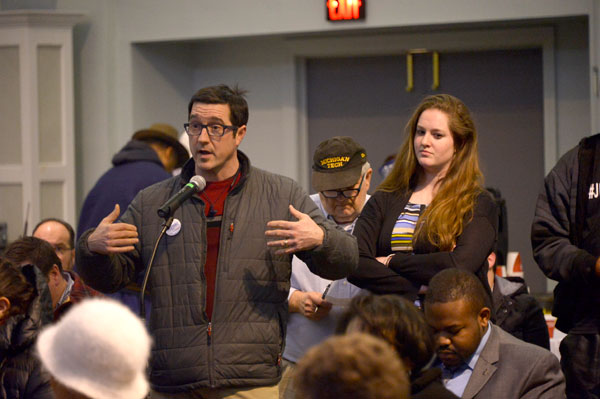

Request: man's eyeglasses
left=184, top=122, right=238, bottom=138
left=321, top=174, right=366, bottom=199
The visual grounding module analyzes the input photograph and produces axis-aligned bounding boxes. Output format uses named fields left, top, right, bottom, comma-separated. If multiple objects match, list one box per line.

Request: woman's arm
left=388, top=192, right=498, bottom=286
left=348, top=192, right=418, bottom=297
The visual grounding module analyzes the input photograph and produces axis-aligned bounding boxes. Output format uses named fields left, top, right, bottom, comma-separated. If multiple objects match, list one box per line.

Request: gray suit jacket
left=462, top=324, right=565, bottom=399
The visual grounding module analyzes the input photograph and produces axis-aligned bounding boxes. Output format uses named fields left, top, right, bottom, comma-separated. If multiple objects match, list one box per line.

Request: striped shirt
left=391, top=202, right=425, bottom=252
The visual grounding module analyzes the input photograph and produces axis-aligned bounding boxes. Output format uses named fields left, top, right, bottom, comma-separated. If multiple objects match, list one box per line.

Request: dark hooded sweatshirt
left=77, top=140, right=171, bottom=239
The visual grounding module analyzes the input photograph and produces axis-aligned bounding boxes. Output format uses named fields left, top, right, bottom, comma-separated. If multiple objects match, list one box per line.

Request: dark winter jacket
left=0, top=265, right=53, bottom=399
left=531, top=134, right=600, bottom=333
left=492, top=276, right=549, bottom=349
left=349, top=190, right=497, bottom=300
left=77, top=151, right=358, bottom=393
left=76, top=140, right=171, bottom=239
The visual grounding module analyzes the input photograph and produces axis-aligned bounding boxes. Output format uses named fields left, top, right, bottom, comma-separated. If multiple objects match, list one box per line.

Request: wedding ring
left=283, top=239, right=288, bottom=248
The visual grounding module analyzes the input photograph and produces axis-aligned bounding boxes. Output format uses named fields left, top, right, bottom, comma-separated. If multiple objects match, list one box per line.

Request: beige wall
left=0, top=0, right=592, bottom=291
left=49, top=0, right=595, bottom=196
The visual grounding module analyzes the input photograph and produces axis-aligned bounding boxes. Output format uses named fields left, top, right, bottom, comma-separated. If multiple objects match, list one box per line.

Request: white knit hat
left=37, top=298, right=152, bottom=399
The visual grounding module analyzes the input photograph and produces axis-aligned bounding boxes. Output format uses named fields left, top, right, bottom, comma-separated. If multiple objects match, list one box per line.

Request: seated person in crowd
left=0, top=259, right=53, bottom=399
left=280, top=136, right=370, bottom=398
left=424, top=268, right=565, bottom=399
left=37, top=298, right=152, bottom=399
left=294, top=332, right=410, bottom=399
left=338, top=294, right=458, bottom=399
left=33, top=218, right=76, bottom=272
left=487, top=251, right=550, bottom=349
left=4, top=236, right=102, bottom=320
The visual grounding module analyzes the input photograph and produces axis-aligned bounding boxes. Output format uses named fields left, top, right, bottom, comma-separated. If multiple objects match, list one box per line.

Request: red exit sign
left=327, top=0, right=365, bottom=21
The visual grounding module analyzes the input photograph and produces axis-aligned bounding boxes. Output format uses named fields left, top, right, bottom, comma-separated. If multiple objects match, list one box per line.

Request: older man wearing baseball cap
left=279, top=136, right=372, bottom=399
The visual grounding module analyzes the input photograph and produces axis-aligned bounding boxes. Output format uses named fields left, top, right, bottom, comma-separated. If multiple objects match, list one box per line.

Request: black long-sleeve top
left=348, top=190, right=498, bottom=300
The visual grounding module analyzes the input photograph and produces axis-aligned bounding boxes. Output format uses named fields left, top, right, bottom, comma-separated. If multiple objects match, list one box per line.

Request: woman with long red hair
left=349, top=94, right=497, bottom=300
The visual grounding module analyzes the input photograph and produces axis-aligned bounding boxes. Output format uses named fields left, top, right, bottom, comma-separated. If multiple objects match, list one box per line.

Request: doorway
left=305, top=49, right=546, bottom=292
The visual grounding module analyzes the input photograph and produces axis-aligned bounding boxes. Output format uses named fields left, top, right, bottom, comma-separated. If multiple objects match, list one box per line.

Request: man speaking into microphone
left=76, top=84, right=358, bottom=398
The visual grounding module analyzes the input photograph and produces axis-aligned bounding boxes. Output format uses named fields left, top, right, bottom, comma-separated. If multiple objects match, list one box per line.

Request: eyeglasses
left=321, top=174, right=366, bottom=199
left=184, top=122, right=238, bottom=138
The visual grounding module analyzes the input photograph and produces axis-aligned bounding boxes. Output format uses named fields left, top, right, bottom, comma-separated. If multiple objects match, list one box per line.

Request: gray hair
left=361, top=161, right=371, bottom=175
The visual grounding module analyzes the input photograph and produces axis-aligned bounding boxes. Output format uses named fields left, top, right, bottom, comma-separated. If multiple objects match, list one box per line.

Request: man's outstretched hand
left=87, top=204, right=139, bottom=255
left=265, top=205, right=324, bottom=255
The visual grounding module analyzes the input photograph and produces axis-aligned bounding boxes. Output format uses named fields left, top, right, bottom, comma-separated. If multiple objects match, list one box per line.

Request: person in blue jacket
left=76, top=123, right=189, bottom=316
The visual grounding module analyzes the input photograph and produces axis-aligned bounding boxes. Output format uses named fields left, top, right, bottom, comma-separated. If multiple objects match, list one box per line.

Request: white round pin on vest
left=166, top=218, right=181, bottom=236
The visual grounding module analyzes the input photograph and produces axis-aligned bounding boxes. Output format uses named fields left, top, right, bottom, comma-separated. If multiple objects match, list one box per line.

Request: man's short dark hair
left=187, top=84, right=249, bottom=128
left=337, top=294, right=434, bottom=372
left=3, top=236, right=63, bottom=275
left=424, top=268, right=487, bottom=315
left=32, top=218, right=75, bottom=250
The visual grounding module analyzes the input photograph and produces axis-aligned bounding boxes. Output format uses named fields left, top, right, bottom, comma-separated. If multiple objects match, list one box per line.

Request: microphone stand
left=139, top=216, right=173, bottom=323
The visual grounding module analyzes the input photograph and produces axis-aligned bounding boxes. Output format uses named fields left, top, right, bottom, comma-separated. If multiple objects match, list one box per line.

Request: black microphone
left=157, top=175, right=206, bottom=219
